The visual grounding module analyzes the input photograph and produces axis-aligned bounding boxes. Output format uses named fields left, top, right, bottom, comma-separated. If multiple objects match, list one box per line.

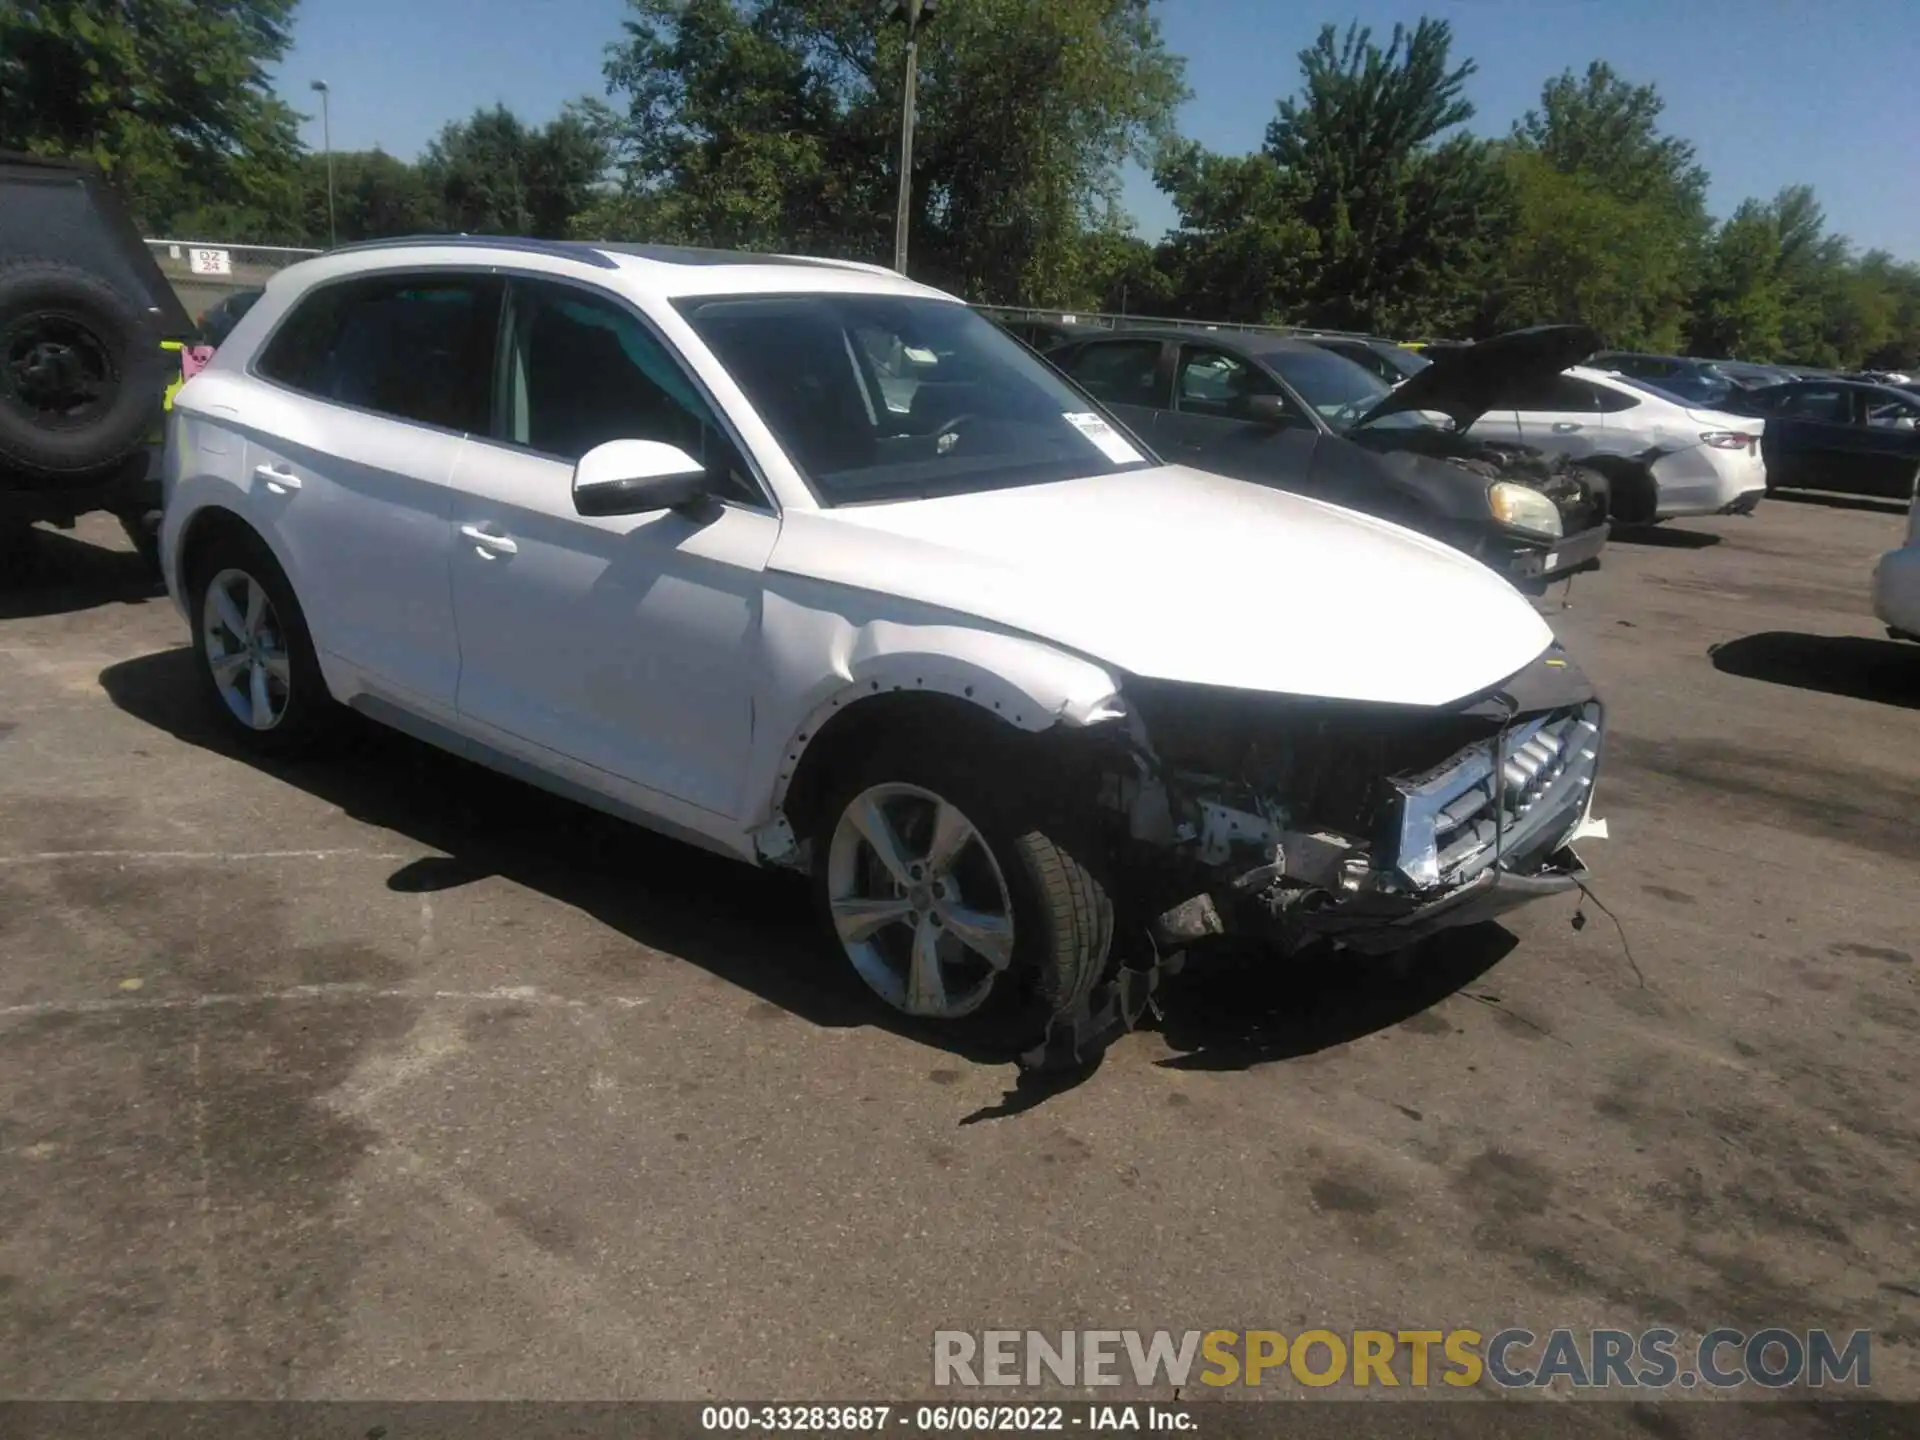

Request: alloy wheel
left=202, top=567, right=292, bottom=730
left=825, top=782, right=1016, bottom=1019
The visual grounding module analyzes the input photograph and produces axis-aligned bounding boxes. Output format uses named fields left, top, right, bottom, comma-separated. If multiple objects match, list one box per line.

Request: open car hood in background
left=1351, top=324, right=1602, bottom=431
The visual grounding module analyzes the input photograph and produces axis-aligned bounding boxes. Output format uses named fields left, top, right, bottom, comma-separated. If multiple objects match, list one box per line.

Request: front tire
left=812, top=743, right=1113, bottom=1052
left=186, top=530, right=335, bottom=756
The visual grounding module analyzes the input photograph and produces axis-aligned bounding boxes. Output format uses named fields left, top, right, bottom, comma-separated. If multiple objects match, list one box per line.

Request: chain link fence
left=144, top=238, right=323, bottom=322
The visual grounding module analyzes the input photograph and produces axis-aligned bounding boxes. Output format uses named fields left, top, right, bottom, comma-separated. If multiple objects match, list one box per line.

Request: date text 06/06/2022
left=700, top=1405, right=1197, bottom=1432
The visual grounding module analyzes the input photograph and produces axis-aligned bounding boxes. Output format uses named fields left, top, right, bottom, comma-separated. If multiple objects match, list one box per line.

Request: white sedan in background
left=1468, top=365, right=1767, bottom=523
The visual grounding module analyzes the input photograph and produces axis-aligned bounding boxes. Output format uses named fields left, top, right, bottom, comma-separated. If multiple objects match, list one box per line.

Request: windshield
left=1260, top=345, right=1400, bottom=429
left=674, top=293, right=1154, bottom=504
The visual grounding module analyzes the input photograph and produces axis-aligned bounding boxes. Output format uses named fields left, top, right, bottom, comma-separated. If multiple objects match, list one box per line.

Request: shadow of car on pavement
left=1150, top=926, right=1519, bottom=1072
left=1710, top=631, right=1919, bottom=710
left=1606, top=524, right=1721, bottom=549
left=0, top=526, right=163, bottom=621
left=1763, top=489, right=1911, bottom=518
left=100, top=645, right=1532, bottom=1094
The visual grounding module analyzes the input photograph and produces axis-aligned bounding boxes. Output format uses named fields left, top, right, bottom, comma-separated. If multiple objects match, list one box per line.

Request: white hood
left=771, top=466, right=1554, bottom=707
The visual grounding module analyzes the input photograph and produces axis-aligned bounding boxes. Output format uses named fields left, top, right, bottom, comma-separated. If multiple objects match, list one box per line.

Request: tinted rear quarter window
left=1507, top=374, right=1605, bottom=412
left=1590, top=382, right=1641, bottom=414
left=256, top=272, right=502, bottom=432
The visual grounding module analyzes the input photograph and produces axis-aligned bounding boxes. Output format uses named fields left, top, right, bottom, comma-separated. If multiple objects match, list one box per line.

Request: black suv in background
left=0, top=151, right=193, bottom=571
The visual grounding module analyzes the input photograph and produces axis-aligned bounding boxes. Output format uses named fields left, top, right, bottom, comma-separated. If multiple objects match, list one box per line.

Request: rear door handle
left=459, top=523, right=518, bottom=557
left=1552, top=422, right=1584, bottom=434
left=253, top=463, right=301, bottom=493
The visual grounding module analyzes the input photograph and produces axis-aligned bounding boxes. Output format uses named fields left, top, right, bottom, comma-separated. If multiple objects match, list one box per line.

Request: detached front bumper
left=1281, top=844, right=1587, bottom=954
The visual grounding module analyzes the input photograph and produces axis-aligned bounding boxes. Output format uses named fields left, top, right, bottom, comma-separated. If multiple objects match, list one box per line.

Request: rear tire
left=811, top=740, right=1114, bottom=1053
left=186, top=528, right=336, bottom=756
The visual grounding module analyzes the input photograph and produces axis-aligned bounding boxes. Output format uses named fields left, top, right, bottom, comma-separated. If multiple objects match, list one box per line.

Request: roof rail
left=321, top=234, right=620, bottom=269
left=774, top=253, right=902, bottom=279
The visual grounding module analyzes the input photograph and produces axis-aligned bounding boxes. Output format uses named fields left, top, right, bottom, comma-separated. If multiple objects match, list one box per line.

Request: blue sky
left=278, top=0, right=1920, bottom=258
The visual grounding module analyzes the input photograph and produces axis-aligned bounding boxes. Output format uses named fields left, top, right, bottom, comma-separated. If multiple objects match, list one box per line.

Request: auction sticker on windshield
left=1063, top=411, right=1144, bottom=466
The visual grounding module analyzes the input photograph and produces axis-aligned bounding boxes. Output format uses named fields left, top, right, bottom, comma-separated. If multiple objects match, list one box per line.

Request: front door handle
left=459, top=523, right=518, bottom=557
left=253, top=463, right=301, bottom=493
left=1552, top=422, right=1584, bottom=434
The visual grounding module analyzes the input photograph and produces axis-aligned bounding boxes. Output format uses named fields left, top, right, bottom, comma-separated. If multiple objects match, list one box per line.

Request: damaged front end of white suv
left=1031, top=642, right=1606, bottom=1066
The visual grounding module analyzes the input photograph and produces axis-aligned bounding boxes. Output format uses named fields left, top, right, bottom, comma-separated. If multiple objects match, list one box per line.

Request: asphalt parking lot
left=0, top=494, right=1915, bottom=1412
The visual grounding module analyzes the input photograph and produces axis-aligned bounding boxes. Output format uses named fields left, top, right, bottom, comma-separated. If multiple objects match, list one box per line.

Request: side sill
left=349, top=694, right=755, bottom=866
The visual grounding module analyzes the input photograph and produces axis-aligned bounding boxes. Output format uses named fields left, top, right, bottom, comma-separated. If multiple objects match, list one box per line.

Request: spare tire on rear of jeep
left=0, top=258, right=170, bottom=476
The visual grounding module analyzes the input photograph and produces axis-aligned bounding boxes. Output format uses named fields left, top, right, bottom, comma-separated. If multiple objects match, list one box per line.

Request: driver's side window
left=498, top=277, right=764, bottom=507
left=1176, top=346, right=1292, bottom=422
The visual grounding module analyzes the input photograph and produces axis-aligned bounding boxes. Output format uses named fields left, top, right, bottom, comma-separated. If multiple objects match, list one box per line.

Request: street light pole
left=310, top=79, right=336, bottom=248
left=888, top=0, right=936, bottom=276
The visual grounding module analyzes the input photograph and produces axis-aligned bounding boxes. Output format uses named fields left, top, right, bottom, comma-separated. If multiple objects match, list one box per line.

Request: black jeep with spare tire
left=1, top=151, right=194, bottom=574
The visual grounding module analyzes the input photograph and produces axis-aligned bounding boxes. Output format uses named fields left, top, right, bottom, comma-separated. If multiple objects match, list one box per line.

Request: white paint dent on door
left=446, top=442, right=780, bottom=819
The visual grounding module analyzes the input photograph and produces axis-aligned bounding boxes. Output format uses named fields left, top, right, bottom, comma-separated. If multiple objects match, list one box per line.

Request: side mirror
left=571, top=439, right=711, bottom=517
left=1245, top=393, right=1293, bottom=427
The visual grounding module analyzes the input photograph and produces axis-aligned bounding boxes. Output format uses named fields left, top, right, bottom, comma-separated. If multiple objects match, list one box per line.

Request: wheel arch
left=763, top=638, right=1130, bottom=854
left=172, top=501, right=289, bottom=604
left=1580, top=452, right=1660, bottom=525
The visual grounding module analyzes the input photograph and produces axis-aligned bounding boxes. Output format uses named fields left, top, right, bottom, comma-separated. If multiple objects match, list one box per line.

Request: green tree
left=1259, top=19, right=1512, bottom=335
left=422, top=101, right=612, bottom=238
left=295, top=149, right=441, bottom=245
left=1491, top=147, right=1690, bottom=348
left=0, top=0, right=303, bottom=235
left=1686, top=199, right=1791, bottom=360
left=1512, top=62, right=1708, bottom=215
left=1151, top=142, right=1317, bottom=323
left=1499, top=63, right=1707, bottom=347
left=595, top=0, right=1186, bottom=305
left=1683, top=188, right=1920, bottom=368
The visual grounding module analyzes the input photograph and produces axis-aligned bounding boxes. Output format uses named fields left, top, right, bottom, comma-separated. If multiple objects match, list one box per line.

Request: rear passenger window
left=1060, top=340, right=1166, bottom=409
left=1508, top=374, right=1606, bottom=412
left=254, top=272, right=501, bottom=432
